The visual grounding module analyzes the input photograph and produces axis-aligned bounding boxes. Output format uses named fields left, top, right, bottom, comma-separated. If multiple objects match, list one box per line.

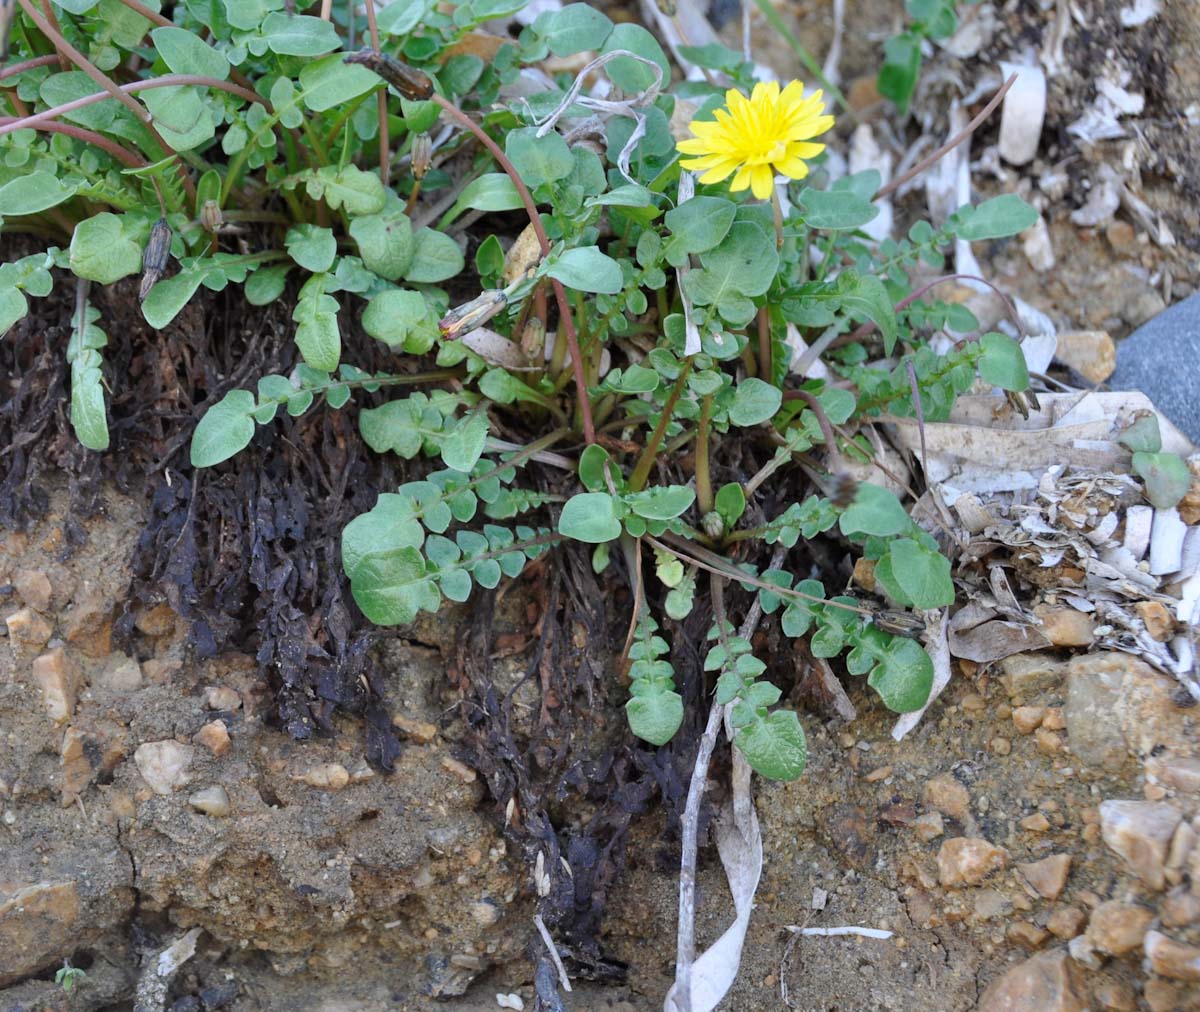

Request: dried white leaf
left=1120, top=0, right=1159, bottom=26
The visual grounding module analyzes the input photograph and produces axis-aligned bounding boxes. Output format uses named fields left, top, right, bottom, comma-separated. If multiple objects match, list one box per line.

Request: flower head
left=676, top=81, right=834, bottom=200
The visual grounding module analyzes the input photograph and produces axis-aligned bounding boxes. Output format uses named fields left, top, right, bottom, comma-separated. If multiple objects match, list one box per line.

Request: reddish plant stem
left=112, top=0, right=260, bottom=96
left=874, top=74, right=1016, bottom=201
left=37, top=0, right=68, bottom=70
left=16, top=0, right=195, bottom=203
left=430, top=92, right=595, bottom=444
left=0, top=53, right=59, bottom=82
left=361, top=0, right=389, bottom=183
left=0, top=115, right=146, bottom=166
left=0, top=73, right=268, bottom=137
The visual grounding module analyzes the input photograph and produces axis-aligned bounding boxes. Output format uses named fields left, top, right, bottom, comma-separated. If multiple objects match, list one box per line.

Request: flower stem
left=628, top=357, right=693, bottom=492
left=695, top=394, right=714, bottom=515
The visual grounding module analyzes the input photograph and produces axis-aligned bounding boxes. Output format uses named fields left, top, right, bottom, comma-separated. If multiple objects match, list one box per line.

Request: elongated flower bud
left=344, top=49, right=433, bottom=102
left=199, top=199, right=223, bottom=233
left=139, top=217, right=172, bottom=301
left=440, top=289, right=507, bottom=340
left=411, top=132, right=432, bottom=180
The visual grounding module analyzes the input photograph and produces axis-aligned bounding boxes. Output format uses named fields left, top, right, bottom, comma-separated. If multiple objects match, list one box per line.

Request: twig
left=533, top=914, right=573, bottom=993
left=788, top=925, right=894, bottom=938
left=874, top=74, right=1016, bottom=201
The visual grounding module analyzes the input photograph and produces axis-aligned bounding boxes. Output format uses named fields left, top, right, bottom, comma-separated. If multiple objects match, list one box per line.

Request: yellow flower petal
left=676, top=79, right=835, bottom=198
left=749, top=166, right=775, bottom=199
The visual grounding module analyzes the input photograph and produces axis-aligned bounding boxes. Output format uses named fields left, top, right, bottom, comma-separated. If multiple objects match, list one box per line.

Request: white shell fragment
left=998, top=61, right=1046, bottom=165
left=1149, top=508, right=1187, bottom=577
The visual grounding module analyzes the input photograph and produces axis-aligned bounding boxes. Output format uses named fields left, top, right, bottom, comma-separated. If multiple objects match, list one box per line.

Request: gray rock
left=1110, top=293, right=1200, bottom=444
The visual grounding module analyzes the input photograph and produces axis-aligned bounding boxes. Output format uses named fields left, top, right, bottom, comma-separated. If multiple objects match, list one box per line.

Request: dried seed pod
left=344, top=49, right=433, bottom=102
left=440, top=289, right=507, bottom=340
left=410, top=132, right=432, bottom=180
left=199, top=199, right=223, bottom=233
left=139, top=217, right=172, bottom=301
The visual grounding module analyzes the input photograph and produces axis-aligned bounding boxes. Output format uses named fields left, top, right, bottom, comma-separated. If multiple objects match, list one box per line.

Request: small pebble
left=298, top=763, right=350, bottom=791
left=1011, top=706, right=1045, bottom=734
left=188, top=785, right=231, bottom=818
left=1020, top=813, right=1051, bottom=832
left=204, top=685, right=241, bottom=711
left=991, top=736, right=1011, bottom=756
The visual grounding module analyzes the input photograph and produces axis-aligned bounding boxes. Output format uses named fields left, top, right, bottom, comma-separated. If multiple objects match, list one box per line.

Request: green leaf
left=578, top=443, right=620, bottom=492
left=303, top=165, right=386, bottom=215
left=342, top=492, right=425, bottom=576
left=955, top=194, right=1038, bottom=241
left=664, top=195, right=737, bottom=255
left=798, top=188, right=880, bottom=230
left=141, top=85, right=214, bottom=151
left=191, top=388, right=256, bottom=467
left=600, top=23, right=669, bottom=93
left=286, top=224, right=337, bottom=273
left=977, top=332, right=1029, bottom=392
left=349, top=545, right=439, bottom=625
left=440, top=173, right=523, bottom=227
left=377, top=0, right=429, bottom=35
left=886, top=538, right=954, bottom=609
left=244, top=264, right=289, bottom=305
left=627, top=687, right=683, bottom=746
left=299, top=53, right=381, bottom=111
left=833, top=271, right=896, bottom=353
left=405, top=228, right=464, bottom=283
left=441, top=412, right=489, bottom=472
left=0, top=171, right=77, bottom=216
left=504, top=127, right=574, bottom=188
left=866, top=637, right=934, bottom=713
left=715, top=483, right=746, bottom=527
left=142, top=267, right=207, bottom=328
left=624, top=485, right=695, bottom=520
left=533, top=3, right=614, bottom=56
left=69, top=214, right=143, bottom=285
left=558, top=492, right=622, bottom=543
left=682, top=221, right=779, bottom=309
left=1118, top=413, right=1162, bottom=454
left=839, top=482, right=911, bottom=537
left=70, top=365, right=108, bottom=451
left=151, top=26, right=229, bottom=79
left=349, top=209, right=414, bottom=281
left=262, top=12, right=340, bottom=55
left=1132, top=451, right=1192, bottom=509
left=545, top=246, right=623, bottom=294
left=729, top=377, right=782, bottom=427
left=878, top=33, right=920, bottom=115
left=361, top=289, right=436, bottom=353
left=293, top=287, right=341, bottom=371
left=0, top=289, right=27, bottom=337
left=734, top=710, right=807, bottom=781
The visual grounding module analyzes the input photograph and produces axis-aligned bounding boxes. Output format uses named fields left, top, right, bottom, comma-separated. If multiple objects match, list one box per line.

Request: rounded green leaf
left=69, top=214, right=142, bottom=285
left=190, top=389, right=256, bottom=467
left=729, top=377, right=782, bottom=427
left=886, top=538, right=955, bottom=609
left=978, top=332, right=1029, bottom=392
left=600, top=23, right=669, bottom=93
left=151, top=26, right=229, bottom=79
left=0, top=171, right=77, bottom=216
left=558, top=492, right=622, bottom=543
left=734, top=710, right=807, bottom=781
left=1132, top=451, right=1192, bottom=509
left=545, top=246, right=623, bottom=294
left=404, top=228, right=464, bottom=283
left=626, top=690, right=683, bottom=746
left=838, top=483, right=911, bottom=537
left=349, top=211, right=414, bottom=281
left=866, top=638, right=934, bottom=713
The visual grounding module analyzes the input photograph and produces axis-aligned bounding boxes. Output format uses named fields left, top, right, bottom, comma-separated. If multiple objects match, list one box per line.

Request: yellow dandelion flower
left=676, top=80, right=835, bottom=200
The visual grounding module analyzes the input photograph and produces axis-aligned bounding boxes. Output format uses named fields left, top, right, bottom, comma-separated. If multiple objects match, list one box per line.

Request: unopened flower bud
left=519, top=317, right=545, bottom=360
left=139, top=217, right=172, bottom=301
left=200, top=199, right=223, bottom=232
left=439, top=289, right=507, bottom=340
left=344, top=49, right=433, bottom=101
left=411, top=132, right=432, bottom=180
left=701, top=511, right=725, bottom=539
